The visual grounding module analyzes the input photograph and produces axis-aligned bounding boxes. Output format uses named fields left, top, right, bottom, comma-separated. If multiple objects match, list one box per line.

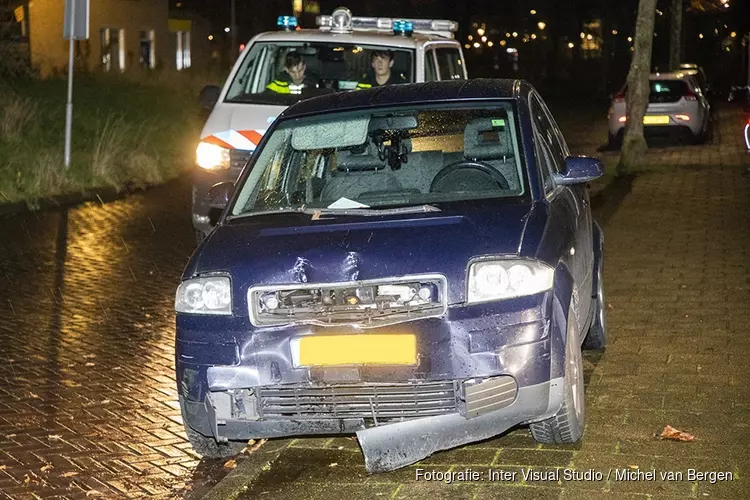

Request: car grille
left=247, top=275, right=448, bottom=328
left=256, top=381, right=459, bottom=421
left=230, top=149, right=252, bottom=173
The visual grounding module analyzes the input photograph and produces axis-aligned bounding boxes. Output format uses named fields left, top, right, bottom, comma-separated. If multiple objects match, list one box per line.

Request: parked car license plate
left=292, top=334, right=417, bottom=367
left=643, top=115, right=670, bottom=125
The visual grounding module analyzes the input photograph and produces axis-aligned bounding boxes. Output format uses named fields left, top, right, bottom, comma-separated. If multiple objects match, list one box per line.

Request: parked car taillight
left=613, top=92, right=625, bottom=103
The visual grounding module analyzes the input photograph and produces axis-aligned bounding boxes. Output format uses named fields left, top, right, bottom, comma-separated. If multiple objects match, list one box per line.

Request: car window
left=230, top=102, right=528, bottom=216
left=435, top=48, right=465, bottom=80
left=529, top=94, right=566, bottom=175
left=224, top=42, right=415, bottom=105
left=424, top=49, right=438, bottom=82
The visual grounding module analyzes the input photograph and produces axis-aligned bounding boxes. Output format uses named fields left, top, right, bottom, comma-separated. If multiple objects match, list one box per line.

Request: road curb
left=194, top=439, right=294, bottom=500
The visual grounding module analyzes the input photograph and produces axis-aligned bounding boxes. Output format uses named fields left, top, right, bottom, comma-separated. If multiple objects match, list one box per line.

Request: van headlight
left=467, top=259, right=554, bottom=304
left=196, top=141, right=231, bottom=170
left=176, top=276, right=232, bottom=315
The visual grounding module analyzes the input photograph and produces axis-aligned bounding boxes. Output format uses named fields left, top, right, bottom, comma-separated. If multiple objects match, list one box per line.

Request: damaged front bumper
left=176, top=292, right=567, bottom=472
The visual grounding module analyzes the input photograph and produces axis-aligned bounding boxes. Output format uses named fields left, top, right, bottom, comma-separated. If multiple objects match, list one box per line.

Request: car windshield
left=229, top=103, right=528, bottom=218
left=224, top=41, right=414, bottom=105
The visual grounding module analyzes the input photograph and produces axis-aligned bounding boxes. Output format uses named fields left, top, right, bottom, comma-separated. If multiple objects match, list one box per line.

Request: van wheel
left=530, top=321, right=585, bottom=444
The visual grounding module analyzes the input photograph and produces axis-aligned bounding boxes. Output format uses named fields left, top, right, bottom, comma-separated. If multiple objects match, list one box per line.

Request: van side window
left=436, top=48, right=465, bottom=80
left=425, top=49, right=438, bottom=82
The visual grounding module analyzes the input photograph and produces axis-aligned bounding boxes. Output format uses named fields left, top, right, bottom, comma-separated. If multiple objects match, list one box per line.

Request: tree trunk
left=669, top=0, right=683, bottom=71
left=618, top=0, right=658, bottom=173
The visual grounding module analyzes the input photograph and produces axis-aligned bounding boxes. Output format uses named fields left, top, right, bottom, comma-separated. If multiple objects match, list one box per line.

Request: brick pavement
left=0, top=101, right=747, bottom=500
left=0, top=181, right=232, bottom=499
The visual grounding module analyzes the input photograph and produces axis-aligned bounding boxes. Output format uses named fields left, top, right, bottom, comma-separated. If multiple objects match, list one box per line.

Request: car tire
left=179, top=399, right=247, bottom=458
left=583, top=261, right=608, bottom=351
left=530, top=315, right=585, bottom=445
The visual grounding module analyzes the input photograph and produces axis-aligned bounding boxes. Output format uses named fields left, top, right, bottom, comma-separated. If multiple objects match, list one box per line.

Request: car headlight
left=175, top=276, right=232, bottom=315
left=196, top=141, right=231, bottom=170
left=467, top=259, right=554, bottom=304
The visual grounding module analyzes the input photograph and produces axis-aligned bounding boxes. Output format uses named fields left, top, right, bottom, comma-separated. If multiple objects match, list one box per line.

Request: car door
left=434, top=46, right=467, bottom=80
left=530, top=93, right=594, bottom=329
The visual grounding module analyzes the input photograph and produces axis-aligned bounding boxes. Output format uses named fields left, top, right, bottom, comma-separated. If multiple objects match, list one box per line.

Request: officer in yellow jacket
left=356, top=50, right=407, bottom=90
left=266, top=51, right=319, bottom=94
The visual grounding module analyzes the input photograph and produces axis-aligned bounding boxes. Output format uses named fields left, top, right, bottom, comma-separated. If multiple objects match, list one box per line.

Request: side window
left=435, top=48, right=465, bottom=80
left=424, top=49, right=438, bottom=82
left=530, top=99, right=555, bottom=193
left=530, top=94, right=566, bottom=174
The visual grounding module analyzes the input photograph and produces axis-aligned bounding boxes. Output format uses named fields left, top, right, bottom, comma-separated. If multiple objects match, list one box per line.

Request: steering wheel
left=430, top=160, right=510, bottom=193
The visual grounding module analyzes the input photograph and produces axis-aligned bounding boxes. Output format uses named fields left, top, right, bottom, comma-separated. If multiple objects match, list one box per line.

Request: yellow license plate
left=294, top=334, right=417, bottom=367
left=643, top=115, right=670, bottom=125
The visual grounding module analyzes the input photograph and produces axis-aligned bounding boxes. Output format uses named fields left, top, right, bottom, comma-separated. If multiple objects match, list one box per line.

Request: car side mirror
left=199, top=85, right=221, bottom=111
left=553, top=156, right=604, bottom=185
left=207, top=181, right=234, bottom=210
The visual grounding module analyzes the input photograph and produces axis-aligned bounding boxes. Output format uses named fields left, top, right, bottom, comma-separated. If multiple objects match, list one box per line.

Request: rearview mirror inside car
left=199, top=85, right=221, bottom=111
left=554, top=156, right=604, bottom=185
left=207, top=182, right=234, bottom=210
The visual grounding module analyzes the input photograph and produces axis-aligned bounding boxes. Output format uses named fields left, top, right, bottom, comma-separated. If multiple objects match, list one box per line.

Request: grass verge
left=0, top=70, right=213, bottom=207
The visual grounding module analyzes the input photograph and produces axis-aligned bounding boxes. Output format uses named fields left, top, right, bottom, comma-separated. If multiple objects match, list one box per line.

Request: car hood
left=200, top=102, right=287, bottom=149
left=187, top=202, right=548, bottom=307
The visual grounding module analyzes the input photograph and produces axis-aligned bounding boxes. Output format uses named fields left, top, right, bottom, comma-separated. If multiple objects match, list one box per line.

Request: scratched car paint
left=174, top=79, right=607, bottom=473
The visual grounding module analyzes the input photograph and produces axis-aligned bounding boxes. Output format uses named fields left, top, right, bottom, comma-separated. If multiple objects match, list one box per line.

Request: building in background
left=167, top=9, right=211, bottom=71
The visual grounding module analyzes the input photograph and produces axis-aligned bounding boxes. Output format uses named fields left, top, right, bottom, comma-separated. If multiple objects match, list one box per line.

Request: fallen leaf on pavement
left=47, top=435, right=62, bottom=441
left=223, top=459, right=237, bottom=469
left=0, top=465, right=5, bottom=470
left=23, top=475, right=30, bottom=485
left=101, top=400, right=111, bottom=404
left=62, top=472, right=79, bottom=478
left=337, top=446, right=344, bottom=450
left=40, top=464, right=53, bottom=472
left=246, top=438, right=266, bottom=454
left=86, top=490, right=104, bottom=497
left=28, top=392, right=40, bottom=399
left=85, top=362, right=95, bottom=367
left=628, top=464, right=639, bottom=469
left=329, top=463, right=338, bottom=467
left=5, top=434, right=15, bottom=438
left=659, top=425, right=695, bottom=441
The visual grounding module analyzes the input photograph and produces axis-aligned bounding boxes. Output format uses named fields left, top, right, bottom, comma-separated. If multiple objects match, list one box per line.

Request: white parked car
left=607, top=71, right=712, bottom=147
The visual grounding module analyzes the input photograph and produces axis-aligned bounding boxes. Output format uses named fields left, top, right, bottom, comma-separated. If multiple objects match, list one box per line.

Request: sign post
left=62, top=0, right=89, bottom=169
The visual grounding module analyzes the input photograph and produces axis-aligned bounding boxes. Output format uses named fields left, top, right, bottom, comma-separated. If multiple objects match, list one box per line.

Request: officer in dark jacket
left=266, top=51, right=320, bottom=94
left=356, top=50, right=407, bottom=89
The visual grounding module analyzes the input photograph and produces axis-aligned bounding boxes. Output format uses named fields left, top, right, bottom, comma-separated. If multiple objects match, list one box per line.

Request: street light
left=537, top=21, right=546, bottom=30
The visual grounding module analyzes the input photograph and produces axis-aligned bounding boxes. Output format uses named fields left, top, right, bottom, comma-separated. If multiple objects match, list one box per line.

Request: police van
left=192, top=7, right=468, bottom=242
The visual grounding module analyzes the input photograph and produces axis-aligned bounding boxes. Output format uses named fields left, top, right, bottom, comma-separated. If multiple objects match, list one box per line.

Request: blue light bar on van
left=277, top=16, right=298, bottom=30
left=393, top=20, right=414, bottom=36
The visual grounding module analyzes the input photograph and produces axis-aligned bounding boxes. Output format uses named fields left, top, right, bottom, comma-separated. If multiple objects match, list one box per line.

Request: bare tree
left=669, top=0, right=683, bottom=70
left=617, top=0, right=658, bottom=172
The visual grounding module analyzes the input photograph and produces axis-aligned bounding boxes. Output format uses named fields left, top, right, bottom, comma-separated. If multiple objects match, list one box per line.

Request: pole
left=64, top=0, right=75, bottom=169
left=230, top=0, right=237, bottom=63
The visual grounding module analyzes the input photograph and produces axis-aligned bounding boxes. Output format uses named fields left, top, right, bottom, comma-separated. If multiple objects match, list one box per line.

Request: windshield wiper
left=227, top=205, right=441, bottom=221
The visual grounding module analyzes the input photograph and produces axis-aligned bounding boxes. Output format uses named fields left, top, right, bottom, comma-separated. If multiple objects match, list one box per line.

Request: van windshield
left=224, top=42, right=414, bottom=105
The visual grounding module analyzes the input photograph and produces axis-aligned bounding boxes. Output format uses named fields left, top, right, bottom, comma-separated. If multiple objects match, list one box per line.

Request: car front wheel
left=530, top=315, right=585, bottom=444
left=180, top=399, right=247, bottom=458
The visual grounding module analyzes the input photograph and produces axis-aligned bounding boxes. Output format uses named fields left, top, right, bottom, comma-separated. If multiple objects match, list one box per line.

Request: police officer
left=356, top=50, right=407, bottom=89
left=266, top=51, right=319, bottom=94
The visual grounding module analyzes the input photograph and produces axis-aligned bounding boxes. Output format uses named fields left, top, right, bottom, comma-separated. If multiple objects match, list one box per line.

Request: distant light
left=580, top=32, right=585, bottom=39
left=505, top=32, right=511, bottom=38
left=612, top=29, right=618, bottom=35
left=176, top=1, right=182, bottom=6
left=512, top=32, right=518, bottom=37
left=239, top=43, right=245, bottom=51
left=627, top=36, right=633, bottom=42
left=537, top=21, right=546, bottom=30
left=487, top=41, right=494, bottom=47
left=224, top=27, right=230, bottom=33
left=567, top=42, right=574, bottom=48
left=468, top=35, right=473, bottom=41
left=473, top=42, right=480, bottom=48
left=208, top=35, right=214, bottom=40
left=586, top=34, right=593, bottom=40
left=477, top=28, right=485, bottom=36
left=506, top=47, right=516, bottom=53
left=465, top=43, right=470, bottom=49
left=699, top=33, right=704, bottom=39
left=499, top=40, right=507, bottom=46
left=481, top=35, right=487, bottom=42
left=731, top=32, right=737, bottom=38
left=531, top=34, right=537, bottom=40
left=530, top=9, right=537, bottom=15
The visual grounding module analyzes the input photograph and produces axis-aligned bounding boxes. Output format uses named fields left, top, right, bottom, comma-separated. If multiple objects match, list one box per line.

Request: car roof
left=279, top=79, right=525, bottom=119
left=251, top=29, right=457, bottom=48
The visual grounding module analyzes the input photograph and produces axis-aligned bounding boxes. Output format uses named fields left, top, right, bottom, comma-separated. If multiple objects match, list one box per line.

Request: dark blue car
left=174, top=79, right=607, bottom=473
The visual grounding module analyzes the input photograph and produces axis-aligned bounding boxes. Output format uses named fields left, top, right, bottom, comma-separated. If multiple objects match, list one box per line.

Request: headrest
left=463, top=118, right=513, bottom=161
left=336, top=142, right=386, bottom=171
